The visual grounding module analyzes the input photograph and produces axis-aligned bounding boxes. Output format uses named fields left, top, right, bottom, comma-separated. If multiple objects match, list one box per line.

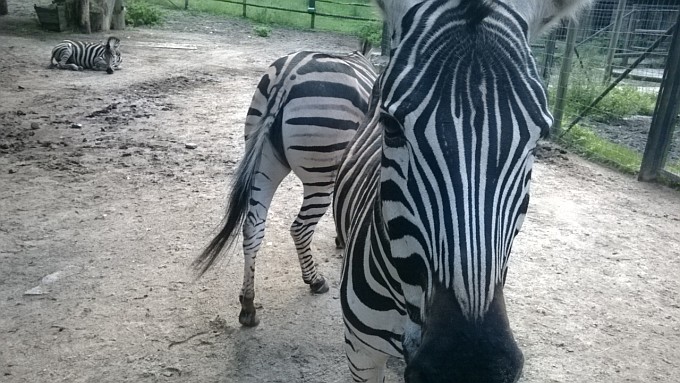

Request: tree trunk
left=79, top=0, right=91, bottom=33
left=93, top=0, right=116, bottom=32
left=111, top=0, right=125, bottom=30
left=0, top=0, right=8, bottom=16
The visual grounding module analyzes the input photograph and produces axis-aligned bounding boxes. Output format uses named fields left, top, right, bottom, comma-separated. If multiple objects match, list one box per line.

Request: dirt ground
left=1, top=3, right=679, bottom=383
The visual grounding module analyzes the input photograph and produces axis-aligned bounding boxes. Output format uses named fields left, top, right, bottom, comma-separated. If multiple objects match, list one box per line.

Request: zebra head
left=373, top=0, right=591, bottom=381
left=104, top=36, right=122, bottom=74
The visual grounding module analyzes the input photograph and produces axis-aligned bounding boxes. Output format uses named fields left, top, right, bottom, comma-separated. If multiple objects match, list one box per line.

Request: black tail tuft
left=463, top=0, right=495, bottom=29
left=192, top=135, right=265, bottom=277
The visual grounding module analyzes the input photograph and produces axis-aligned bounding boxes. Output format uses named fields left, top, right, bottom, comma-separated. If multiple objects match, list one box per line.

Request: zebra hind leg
left=56, top=50, right=81, bottom=71
left=345, top=330, right=389, bottom=383
left=239, top=145, right=290, bottom=327
left=290, top=184, right=333, bottom=294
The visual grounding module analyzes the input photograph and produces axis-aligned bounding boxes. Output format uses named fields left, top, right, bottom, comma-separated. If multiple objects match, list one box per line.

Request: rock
left=70, top=123, right=83, bottom=129
left=185, top=143, right=198, bottom=149
left=8, top=169, right=16, bottom=174
left=24, top=286, right=45, bottom=296
left=30, top=122, right=40, bottom=130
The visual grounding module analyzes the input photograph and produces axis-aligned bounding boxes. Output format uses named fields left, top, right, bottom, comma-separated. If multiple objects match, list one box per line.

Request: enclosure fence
left=534, top=0, right=680, bottom=183
left=203, top=0, right=379, bottom=29
left=181, top=0, right=680, bottom=183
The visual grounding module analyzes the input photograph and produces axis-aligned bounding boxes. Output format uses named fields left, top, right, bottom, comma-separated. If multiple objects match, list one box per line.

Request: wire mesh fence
left=533, top=0, right=680, bottom=180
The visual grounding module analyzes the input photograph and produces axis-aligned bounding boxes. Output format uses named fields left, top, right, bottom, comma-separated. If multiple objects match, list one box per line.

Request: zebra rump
left=49, top=36, right=122, bottom=74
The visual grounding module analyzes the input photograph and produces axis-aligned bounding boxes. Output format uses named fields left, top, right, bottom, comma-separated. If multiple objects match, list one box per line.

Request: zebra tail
left=192, top=118, right=270, bottom=277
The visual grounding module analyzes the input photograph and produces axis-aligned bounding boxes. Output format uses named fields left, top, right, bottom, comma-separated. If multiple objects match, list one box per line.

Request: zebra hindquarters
left=283, top=95, right=361, bottom=292
left=51, top=45, right=81, bottom=71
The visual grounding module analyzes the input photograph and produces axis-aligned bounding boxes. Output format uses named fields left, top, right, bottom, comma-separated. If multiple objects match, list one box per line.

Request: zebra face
left=104, top=37, right=122, bottom=74
left=377, top=1, right=552, bottom=381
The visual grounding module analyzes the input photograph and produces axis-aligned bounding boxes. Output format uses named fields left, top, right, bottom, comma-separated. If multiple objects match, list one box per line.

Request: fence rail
left=210, top=0, right=379, bottom=29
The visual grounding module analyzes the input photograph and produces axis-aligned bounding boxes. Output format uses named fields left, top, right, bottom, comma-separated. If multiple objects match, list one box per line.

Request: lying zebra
left=194, top=50, right=377, bottom=327
left=49, top=36, right=122, bottom=74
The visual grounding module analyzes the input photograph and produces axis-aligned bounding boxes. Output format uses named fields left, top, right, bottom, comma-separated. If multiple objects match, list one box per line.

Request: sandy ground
left=1, top=3, right=679, bottom=383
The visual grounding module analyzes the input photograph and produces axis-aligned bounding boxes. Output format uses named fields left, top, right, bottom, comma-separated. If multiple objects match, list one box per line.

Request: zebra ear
left=374, top=0, right=423, bottom=50
left=107, top=36, right=121, bottom=50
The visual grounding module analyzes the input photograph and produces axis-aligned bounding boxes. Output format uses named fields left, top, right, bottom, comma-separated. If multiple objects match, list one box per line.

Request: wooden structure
left=35, top=0, right=125, bottom=33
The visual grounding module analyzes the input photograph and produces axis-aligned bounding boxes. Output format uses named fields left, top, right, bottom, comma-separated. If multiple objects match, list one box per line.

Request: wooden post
left=541, top=30, right=557, bottom=85
left=639, top=16, right=680, bottom=182
left=242, top=0, right=246, bottom=17
left=111, top=0, right=125, bottom=30
left=185, top=0, right=188, bottom=10
left=603, top=0, right=628, bottom=85
left=0, top=0, right=8, bottom=16
left=551, top=19, right=579, bottom=136
left=79, top=0, right=91, bottom=33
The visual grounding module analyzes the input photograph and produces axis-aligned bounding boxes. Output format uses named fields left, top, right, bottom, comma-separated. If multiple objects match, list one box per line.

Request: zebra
left=333, top=0, right=592, bottom=382
left=194, top=50, right=377, bottom=327
left=49, top=36, right=122, bottom=74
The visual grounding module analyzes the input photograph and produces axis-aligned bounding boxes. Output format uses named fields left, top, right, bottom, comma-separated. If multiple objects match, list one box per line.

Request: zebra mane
left=462, top=0, right=495, bottom=28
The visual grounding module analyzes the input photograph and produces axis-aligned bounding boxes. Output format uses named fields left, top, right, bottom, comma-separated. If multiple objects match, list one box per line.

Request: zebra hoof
left=239, top=309, right=260, bottom=327
left=335, top=236, right=345, bottom=249
left=309, top=277, right=329, bottom=294
left=106, top=68, right=114, bottom=74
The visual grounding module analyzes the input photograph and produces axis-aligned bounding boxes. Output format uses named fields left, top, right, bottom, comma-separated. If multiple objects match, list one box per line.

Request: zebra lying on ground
left=49, top=36, right=122, bottom=74
left=334, top=0, right=592, bottom=382
left=194, top=50, right=377, bottom=327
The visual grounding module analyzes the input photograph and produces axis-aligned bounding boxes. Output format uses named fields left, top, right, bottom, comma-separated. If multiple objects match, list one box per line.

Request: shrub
left=564, top=83, right=657, bottom=123
left=357, top=21, right=382, bottom=48
left=126, top=0, right=164, bottom=27
left=253, top=25, right=271, bottom=38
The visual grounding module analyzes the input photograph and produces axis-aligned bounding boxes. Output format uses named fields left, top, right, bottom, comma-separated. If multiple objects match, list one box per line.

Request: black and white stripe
left=49, top=36, right=122, bottom=74
left=194, top=50, right=377, bottom=327
left=334, top=0, right=591, bottom=382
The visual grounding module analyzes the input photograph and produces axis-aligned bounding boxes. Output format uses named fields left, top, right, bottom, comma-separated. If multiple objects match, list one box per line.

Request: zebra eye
left=380, top=112, right=404, bottom=142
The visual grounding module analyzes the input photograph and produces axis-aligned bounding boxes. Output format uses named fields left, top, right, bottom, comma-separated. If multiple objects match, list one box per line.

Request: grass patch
left=564, top=83, right=657, bottom=122
left=559, top=124, right=642, bottom=174
left=126, top=0, right=165, bottom=26
left=145, top=0, right=380, bottom=39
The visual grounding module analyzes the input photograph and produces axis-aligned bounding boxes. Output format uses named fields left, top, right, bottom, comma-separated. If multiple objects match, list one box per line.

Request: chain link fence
left=534, top=0, right=680, bottom=182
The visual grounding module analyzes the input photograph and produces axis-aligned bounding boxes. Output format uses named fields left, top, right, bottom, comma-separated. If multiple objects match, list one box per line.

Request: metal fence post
left=603, top=0, right=628, bottom=85
left=185, top=0, right=188, bottom=10
left=308, top=0, right=316, bottom=29
left=551, top=19, right=579, bottom=136
left=242, top=0, right=246, bottom=17
left=639, top=15, right=680, bottom=182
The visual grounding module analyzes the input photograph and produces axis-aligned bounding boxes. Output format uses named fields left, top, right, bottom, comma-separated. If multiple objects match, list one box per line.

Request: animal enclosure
left=0, top=1, right=679, bottom=382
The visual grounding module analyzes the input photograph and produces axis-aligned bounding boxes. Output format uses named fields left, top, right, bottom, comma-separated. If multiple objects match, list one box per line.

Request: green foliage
left=126, top=0, right=164, bottom=27
left=559, top=125, right=642, bottom=174
left=357, top=21, right=382, bottom=47
left=564, top=83, right=657, bottom=122
left=253, top=25, right=272, bottom=37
